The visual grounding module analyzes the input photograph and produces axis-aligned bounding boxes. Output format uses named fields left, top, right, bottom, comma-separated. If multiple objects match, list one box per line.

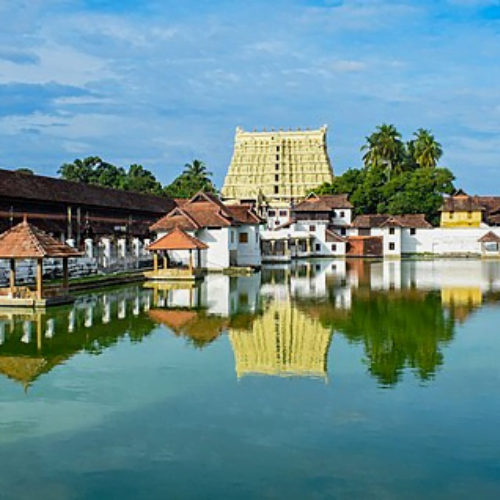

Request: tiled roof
left=150, top=209, right=200, bottom=232
left=478, top=231, right=500, bottom=243
left=147, top=227, right=209, bottom=251
left=150, top=191, right=261, bottom=231
left=0, top=168, right=175, bottom=214
left=148, top=308, right=227, bottom=346
left=0, top=220, right=83, bottom=258
left=294, top=193, right=353, bottom=212
left=440, top=195, right=485, bottom=212
left=352, top=214, right=432, bottom=228
left=325, top=229, right=346, bottom=243
left=225, top=205, right=263, bottom=224
left=380, top=214, right=432, bottom=228
left=351, top=214, right=392, bottom=228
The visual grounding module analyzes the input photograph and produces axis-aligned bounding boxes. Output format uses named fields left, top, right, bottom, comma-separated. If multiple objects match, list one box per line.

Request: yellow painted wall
left=440, top=210, right=482, bottom=228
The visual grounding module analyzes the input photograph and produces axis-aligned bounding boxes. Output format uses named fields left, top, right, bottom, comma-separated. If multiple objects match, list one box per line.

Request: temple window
left=239, top=232, right=249, bottom=244
left=410, top=228, right=416, bottom=235
left=389, top=242, right=395, bottom=250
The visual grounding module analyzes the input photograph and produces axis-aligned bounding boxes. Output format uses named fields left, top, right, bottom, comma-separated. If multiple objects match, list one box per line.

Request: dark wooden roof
left=0, top=169, right=175, bottom=214
left=440, top=195, right=485, bottom=212
left=0, top=220, right=83, bottom=258
left=352, top=214, right=432, bottom=228
left=294, top=193, right=353, bottom=212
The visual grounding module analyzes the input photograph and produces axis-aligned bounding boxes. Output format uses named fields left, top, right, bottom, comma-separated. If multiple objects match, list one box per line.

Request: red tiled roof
left=478, top=231, right=500, bottom=243
left=226, top=205, right=262, bottom=224
left=0, top=169, right=175, bottom=214
left=147, top=227, right=208, bottom=251
left=150, top=191, right=261, bottom=231
left=0, top=220, right=83, bottom=259
left=295, top=193, right=353, bottom=212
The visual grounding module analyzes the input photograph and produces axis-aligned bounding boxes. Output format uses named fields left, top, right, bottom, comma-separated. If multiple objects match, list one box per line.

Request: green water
left=1, top=259, right=500, bottom=499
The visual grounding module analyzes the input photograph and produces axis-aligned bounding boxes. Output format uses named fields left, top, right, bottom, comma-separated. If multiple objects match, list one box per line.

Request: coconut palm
left=411, top=129, right=443, bottom=168
left=361, top=124, right=406, bottom=178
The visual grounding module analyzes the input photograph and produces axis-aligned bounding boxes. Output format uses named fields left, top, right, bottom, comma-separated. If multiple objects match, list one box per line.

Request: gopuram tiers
left=221, top=126, right=334, bottom=207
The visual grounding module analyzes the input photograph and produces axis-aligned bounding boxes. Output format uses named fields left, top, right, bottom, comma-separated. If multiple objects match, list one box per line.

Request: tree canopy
left=315, top=124, right=454, bottom=225
left=163, top=159, right=217, bottom=199
left=58, top=157, right=217, bottom=199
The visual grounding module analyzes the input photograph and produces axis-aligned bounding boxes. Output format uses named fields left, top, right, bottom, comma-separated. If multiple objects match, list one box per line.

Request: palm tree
left=183, top=159, right=212, bottom=180
left=361, top=124, right=405, bottom=178
left=410, top=129, right=443, bottom=168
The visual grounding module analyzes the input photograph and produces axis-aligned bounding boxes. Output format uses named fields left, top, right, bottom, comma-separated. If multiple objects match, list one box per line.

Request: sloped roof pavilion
left=0, top=219, right=82, bottom=303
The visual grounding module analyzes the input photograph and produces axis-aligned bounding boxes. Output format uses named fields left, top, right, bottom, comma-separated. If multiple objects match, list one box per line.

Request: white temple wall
left=237, top=225, right=262, bottom=267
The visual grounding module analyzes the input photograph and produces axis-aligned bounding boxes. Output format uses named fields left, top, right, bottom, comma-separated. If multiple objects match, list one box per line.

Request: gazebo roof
left=147, top=227, right=209, bottom=251
left=0, top=220, right=83, bottom=259
left=478, top=231, right=500, bottom=243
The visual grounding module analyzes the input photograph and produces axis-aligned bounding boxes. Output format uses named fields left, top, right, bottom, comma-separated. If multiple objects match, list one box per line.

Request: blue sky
left=0, top=0, right=499, bottom=192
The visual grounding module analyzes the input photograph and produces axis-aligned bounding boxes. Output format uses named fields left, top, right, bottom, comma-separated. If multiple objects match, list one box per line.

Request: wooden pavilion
left=145, top=227, right=208, bottom=281
left=0, top=219, right=82, bottom=308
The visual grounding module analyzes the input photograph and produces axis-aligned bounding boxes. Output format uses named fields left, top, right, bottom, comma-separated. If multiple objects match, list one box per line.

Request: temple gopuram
left=221, top=126, right=334, bottom=227
left=228, top=300, right=333, bottom=380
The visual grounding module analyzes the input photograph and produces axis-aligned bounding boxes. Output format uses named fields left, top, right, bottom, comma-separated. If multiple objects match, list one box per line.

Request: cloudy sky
left=0, top=0, right=499, bottom=192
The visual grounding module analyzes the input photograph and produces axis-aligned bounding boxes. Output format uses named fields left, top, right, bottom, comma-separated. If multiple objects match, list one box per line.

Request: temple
left=228, top=300, right=333, bottom=379
left=221, top=126, right=334, bottom=224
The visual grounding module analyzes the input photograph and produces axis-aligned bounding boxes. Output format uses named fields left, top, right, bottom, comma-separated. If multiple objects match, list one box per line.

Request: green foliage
left=58, top=156, right=218, bottom=199
left=312, top=290, right=455, bottom=387
left=15, top=168, right=34, bottom=175
left=123, top=164, right=163, bottom=195
left=163, top=159, right=217, bottom=199
left=315, top=124, right=455, bottom=224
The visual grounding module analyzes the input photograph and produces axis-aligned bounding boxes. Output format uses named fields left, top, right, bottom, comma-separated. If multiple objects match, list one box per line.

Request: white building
left=261, top=193, right=352, bottom=262
left=150, top=192, right=263, bottom=271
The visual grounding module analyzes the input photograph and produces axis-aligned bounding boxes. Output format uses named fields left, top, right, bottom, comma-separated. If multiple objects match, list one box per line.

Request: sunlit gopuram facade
left=221, top=126, right=334, bottom=225
left=228, top=300, right=333, bottom=380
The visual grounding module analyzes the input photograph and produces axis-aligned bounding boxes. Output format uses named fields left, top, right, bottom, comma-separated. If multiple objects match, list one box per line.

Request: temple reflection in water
left=2, top=259, right=500, bottom=389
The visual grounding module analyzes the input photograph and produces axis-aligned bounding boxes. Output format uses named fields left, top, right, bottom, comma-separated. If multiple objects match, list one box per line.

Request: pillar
left=85, top=239, right=94, bottom=258
left=306, top=238, right=311, bottom=254
left=102, top=238, right=111, bottom=268
left=163, top=252, right=168, bottom=269
left=9, top=259, right=16, bottom=295
left=62, top=258, right=69, bottom=293
left=189, top=250, right=193, bottom=272
left=284, top=239, right=289, bottom=257
left=67, top=206, right=72, bottom=241
left=37, top=314, right=42, bottom=351
left=153, top=253, right=158, bottom=272
left=36, top=258, right=43, bottom=300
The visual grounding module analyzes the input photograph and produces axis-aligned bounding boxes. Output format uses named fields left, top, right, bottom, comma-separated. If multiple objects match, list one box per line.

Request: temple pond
left=1, top=259, right=500, bottom=499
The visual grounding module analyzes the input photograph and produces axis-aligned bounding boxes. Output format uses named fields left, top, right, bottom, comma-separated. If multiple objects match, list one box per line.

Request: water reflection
left=0, top=285, right=156, bottom=390
left=2, top=259, right=500, bottom=389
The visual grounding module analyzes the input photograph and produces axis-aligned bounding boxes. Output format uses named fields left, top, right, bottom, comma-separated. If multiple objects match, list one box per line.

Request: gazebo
left=145, top=227, right=208, bottom=281
left=478, top=231, right=500, bottom=258
left=0, top=219, right=82, bottom=307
